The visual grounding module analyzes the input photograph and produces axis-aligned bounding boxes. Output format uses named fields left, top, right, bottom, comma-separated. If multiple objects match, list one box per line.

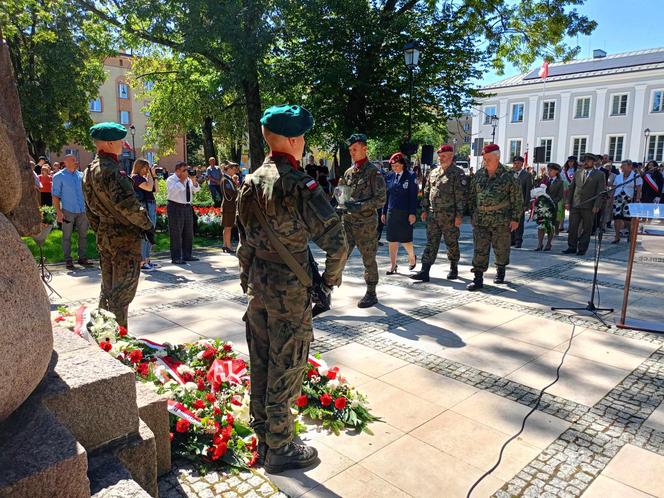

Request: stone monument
left=0, top=30, right=170, bottom=497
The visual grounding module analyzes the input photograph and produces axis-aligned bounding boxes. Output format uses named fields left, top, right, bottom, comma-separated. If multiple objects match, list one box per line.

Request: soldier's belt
left=255, top=248, right=308, bottom=266
left=476, top=201, right=510, bottom=212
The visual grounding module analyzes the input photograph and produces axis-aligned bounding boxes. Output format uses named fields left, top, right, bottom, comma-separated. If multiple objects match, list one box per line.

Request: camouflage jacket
left=236, top=155, right=348, bottom=290
left=339, top=159, right=387, bottom=221
left=422, top=164, right=467, bottom=217
left=468, top=164, right=523, bottom=227
left=83, top=153, right=152, bottom=234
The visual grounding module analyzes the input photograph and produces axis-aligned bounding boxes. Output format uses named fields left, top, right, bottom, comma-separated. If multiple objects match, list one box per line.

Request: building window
left=145, top=151, right=155, bottom=164
left=647, top=135, right=664, bottom=162
left=89, top=97, right=102, bottom=113
left=508, top=139, right=522, bottom=161
left=64, top=148, right=80, bottom=162
left=463, top=123, right=471, bottom=132
left=539, top=138, right=553, bottom=163
left=463, top=136, right=470, bottom=143
left=542, top=101, right=555, bottom=121
left=574, top=97, right=591, bottom=119
left=510, top=103, right=524, bottom=123
left=652, top=90, right=664, bottom=113
left=607, top=135, right=625, bottom=162
left=483, top=106, right=497, bottom=125
left=610, top=94, right=628, bottom=116
left=571, top=136, right=588, bottom=158
left=118, top=83, right=129, bottom=99
left=119, top=111, right=131, bottom=125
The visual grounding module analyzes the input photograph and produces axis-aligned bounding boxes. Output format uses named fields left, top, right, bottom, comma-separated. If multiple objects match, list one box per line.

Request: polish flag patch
left=306, top=179, right=318, bottom=190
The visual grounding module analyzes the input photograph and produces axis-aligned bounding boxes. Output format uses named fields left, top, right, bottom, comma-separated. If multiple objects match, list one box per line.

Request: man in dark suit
left=511, top=156, right=532, bottom=248
left=563, top=153, right=607, bottom=256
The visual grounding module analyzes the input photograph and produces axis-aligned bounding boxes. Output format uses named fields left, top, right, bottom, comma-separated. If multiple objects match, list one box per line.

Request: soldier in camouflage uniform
left=82, top=122, right=154, bottom=328
left=466, top=143, right=522, bottom=291
left=338, top=133, right=387, bottom=307
left=411, top=144, right=467, bottom=282
left=236, top=105, right=348, bottom=473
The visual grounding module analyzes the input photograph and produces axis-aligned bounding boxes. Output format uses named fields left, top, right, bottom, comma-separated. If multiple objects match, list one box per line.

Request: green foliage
left=457, top=144, right=471, bottom=159
left=1, top=0, right=114, bottom=157
left=155, top=178, right=168, bottom=207
left=39, top=205, right=56, bottom=225
left=193, top=182, right=213, bottom=207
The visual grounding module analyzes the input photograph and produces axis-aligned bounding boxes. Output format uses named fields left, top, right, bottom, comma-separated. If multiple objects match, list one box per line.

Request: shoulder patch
left=306, top=179, right=318, bottom=191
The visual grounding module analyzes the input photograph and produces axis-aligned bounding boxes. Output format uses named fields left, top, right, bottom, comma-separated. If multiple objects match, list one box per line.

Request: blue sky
left=480, top=0, right=663, bottom=86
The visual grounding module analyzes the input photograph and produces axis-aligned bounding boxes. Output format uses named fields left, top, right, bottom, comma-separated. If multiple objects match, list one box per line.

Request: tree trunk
left=242, top=77, right=264, bottom=171
left=201, top=117, right=216, bottom=161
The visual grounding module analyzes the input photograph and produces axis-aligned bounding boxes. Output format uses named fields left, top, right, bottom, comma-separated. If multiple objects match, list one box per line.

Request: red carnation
left=221, top=425, right=233, bottom=441
left=54, top=315, right=65, bottom=322
left=182, top=372, right=194, bottom=383
left=248, top=451, right=259, bottom=467
left=193, top=399, right=205, bottom=410
left=295, top=395, right=308, bottom=408
left=197, top=377, right=205, bottom=390
left=175, top=419, right=190, bottom=433
left=226, top=413, right=234, bottom=426
left=307, top=369, right=318, bottom=379
left=202, top=347, right=216, bottom=360
left=128, top=349, right=143, bottom=364
left=327, top=367, right=339, bottom=380
left=118, top=326, right=128, bottom=337
left=334, top=397, right=347, bottom=410
left=319, top=393, right=333, bottom=407
left=213, top=406, right=222, bottom=415
left=211, top=442, right=228, bottom=461
left=206, top=393, right=216, bottom=403
left=136, top=362, right=150, bottom=377
left=99, top=341, right=112, bottom=352
left=249, top=436, right=257, bottom=451
left=223, top=343, right=233, bottom=352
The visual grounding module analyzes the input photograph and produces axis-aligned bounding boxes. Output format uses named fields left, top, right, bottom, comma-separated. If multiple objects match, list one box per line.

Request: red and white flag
left=538, top=61, right=549, bottom=79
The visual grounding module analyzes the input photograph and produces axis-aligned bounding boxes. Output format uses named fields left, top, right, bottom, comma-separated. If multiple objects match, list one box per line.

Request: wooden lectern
left=617, top=203, right=664, bottom=333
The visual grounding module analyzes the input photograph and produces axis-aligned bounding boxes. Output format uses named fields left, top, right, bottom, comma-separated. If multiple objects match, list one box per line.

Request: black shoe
left=184, top=256, right=200, bottom=261
left=357, top=291, right=378, bottom=308
left=65, top=259, right=75, bottom=270
left=171, top=259, right=185, bottom=264
left=446, top=262, right=458, bottom=280
left=534, top=246, right=543, bottom=252
left=410, top=264, right=431, bottom=282
left=264, top=442, right=319, bottom=474
left=466, top=272, right=484, bottom=291
left=386, top=265, right=398, bottom=275
left=561, top=248, right=576, bottom=254
left=409, top=255, right=417, bottom=271
left=514, top=242, right=522, bottom=248
left=493, top=266, right=506, bottom=284
left=257, top=441, right=268, bottom=466
left=577, top=250, right=587, bottom=256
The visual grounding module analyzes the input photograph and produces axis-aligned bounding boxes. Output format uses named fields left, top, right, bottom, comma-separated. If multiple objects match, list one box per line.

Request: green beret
left=260, top=104, right=314, bottom=137
left=90, top=122, right=127, bottom=141
left=347, top=133, right=368, bottom=146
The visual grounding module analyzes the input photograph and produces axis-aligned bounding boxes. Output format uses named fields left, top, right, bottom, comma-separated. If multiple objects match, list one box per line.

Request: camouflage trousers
left=96, top=228, right=142, bottom=328
left=343, top=215, right=379, bottom=286
left=421, top=212, right=460, bottom=266
left=244, top=257, right=312, bottom=449
left=471, top=224, right=511, bottom=273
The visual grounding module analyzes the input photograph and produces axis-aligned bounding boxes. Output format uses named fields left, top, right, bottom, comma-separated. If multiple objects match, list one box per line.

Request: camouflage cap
left=90, top=122, right=127, bottom=141
left=260, top=104, right=314, bottom=137
left=347, top=133, right=368, bottom=146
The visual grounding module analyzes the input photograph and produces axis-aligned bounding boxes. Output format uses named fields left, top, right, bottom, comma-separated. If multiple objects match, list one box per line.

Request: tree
left=271, top=0, right=595, bottom=167
left=1, top=0, right=114, bottom=158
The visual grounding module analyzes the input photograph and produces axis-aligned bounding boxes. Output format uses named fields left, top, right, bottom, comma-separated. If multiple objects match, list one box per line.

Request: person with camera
left=82, top=122, right=154, bottom=329
left=166, top=162, right=200, bottom=264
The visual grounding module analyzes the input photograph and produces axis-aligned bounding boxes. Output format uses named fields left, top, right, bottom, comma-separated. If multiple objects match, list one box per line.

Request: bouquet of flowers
left=296, top=354, right=380, bottom=435
left=529, top=186, right=556, bottom=234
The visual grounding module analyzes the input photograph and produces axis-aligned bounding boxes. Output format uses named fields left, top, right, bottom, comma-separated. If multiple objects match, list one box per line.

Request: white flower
left=184, top=382, right=198, bottom=391
left=311, top=376, right=321, bottom=384
left=351, top=398, right=360, bottom=408
left=197, top=339, right=212, bottom=348
left=177, top=364, right=195, bottom=376
left=318, top=366, right=329, bottom=377
left=163, top=380, right=177, bottom=389
left=196, top=351, right=205, bottom=360
left=327, top=378, right=340, bottom=390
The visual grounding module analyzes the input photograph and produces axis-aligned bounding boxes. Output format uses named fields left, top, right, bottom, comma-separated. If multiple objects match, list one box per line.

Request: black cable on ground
left=466, top=321, right=578, bottom=498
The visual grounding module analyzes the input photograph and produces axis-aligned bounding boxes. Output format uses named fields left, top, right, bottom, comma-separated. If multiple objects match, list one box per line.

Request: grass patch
left=23, top=229, right=221, bottom=264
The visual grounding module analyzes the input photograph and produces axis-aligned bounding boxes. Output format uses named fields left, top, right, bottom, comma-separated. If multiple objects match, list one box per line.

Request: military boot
left=256, top=441, right=268, bottom=466
left=466, top=272, right=484, bottom=291
left=357, top=285, right=378, bottom=308
left=494, top=266, right=506, bottom=284
left=446, top=262, right=459, bottom=280
left=410, top=263, right=431, bottom=282
left=264, top=441, right=319, bottom=474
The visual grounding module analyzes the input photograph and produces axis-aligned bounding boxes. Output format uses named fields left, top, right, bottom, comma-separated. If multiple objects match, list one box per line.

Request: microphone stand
left=551, top=169, right=642, bottom=326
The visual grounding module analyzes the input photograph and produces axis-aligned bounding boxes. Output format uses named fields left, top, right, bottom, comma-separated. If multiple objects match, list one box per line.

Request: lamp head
left=403, top=41, right=420, bottom=70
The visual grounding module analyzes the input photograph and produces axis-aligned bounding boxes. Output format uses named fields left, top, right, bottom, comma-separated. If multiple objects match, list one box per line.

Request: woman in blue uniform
left=381, top=152, right=419, bottom=274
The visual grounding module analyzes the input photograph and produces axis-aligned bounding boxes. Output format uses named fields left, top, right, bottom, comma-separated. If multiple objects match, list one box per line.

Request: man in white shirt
left=166, top=162, right=200, bottom=264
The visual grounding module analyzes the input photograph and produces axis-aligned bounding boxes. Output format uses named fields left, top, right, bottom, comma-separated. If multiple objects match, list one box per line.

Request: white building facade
left=470, top=48, right=664, bottom=168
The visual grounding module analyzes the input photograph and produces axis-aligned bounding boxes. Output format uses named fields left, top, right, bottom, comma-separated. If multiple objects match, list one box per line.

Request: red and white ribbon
left=644, top=174, right=660, bottom=194
left=167, top=400, right=202, bottom=426
left=206, top=359, right=248, bottom=388
left=156, top=356, right=186, bottom=386
left=136, top=338, right=168, bottom=351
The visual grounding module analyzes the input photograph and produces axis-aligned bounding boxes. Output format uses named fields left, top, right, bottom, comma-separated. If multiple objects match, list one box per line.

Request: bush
left=154, top=178, right=213, bottom=207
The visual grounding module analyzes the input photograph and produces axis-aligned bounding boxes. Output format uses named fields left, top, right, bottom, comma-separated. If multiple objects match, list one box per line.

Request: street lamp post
left=490, top=115, right=499, bottom=144
left=403, top=41, right=420, bottom=146
left=129, top=124, right=136, bottom=154
left=643, top=128, right=651, bottom=165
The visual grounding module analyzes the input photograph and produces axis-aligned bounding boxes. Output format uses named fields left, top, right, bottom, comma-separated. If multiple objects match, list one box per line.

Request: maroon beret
left=389, top=152, right=405, bottom=164
left=482, top=143, right=500, bottom=154
left=437, top=144, right=453, bottom=153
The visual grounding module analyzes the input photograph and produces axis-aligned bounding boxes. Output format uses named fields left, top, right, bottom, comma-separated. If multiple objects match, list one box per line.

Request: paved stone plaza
left=46, top=222, right=664, bottom=498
